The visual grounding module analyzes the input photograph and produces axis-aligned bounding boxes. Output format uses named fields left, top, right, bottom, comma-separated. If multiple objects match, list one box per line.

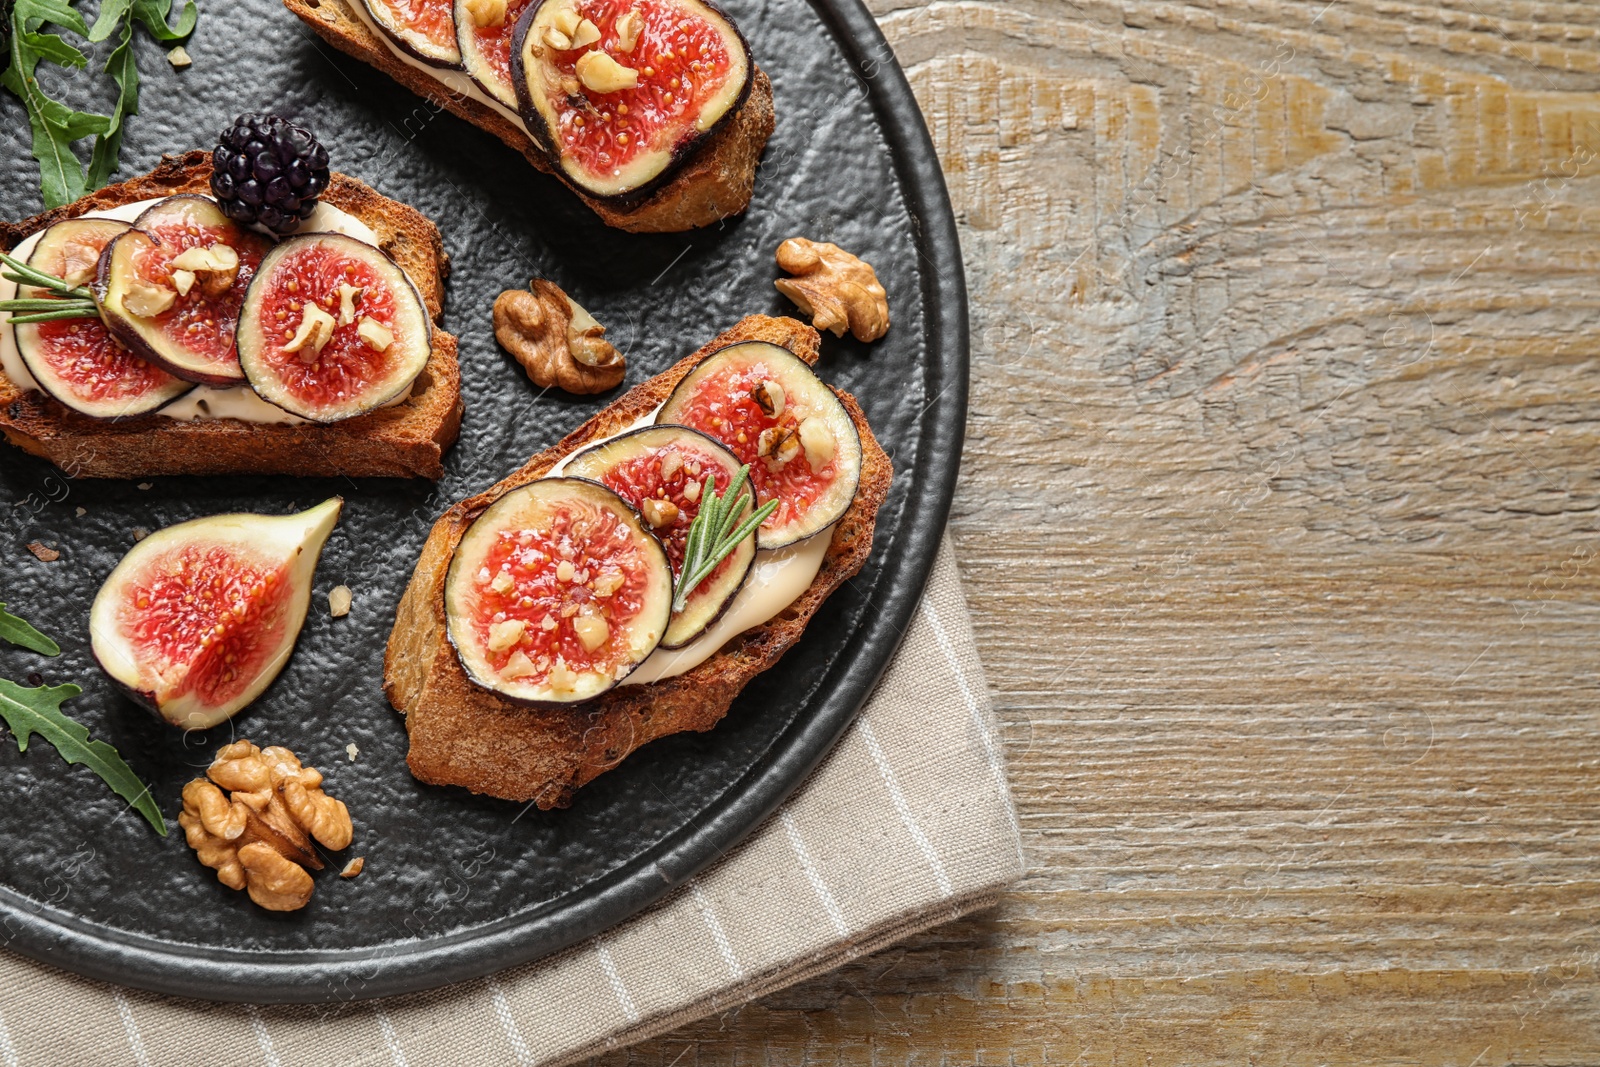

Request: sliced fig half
left=90, top=499, right=342, bottom=730
left=458, top=0, right=540, bottom=109
left=566, top=425, right=753, bottom=647
left=361, top=0, right=462, bottom=66
left=12, top=218, right=193, bottom=419
left=657, top=341, right=862, bottom=549
left=95, top=195, right=274, bottom=386
left=510, top=0, right=752, bottom=200
left=236, top=232, right=432, bottom=423
left=446, top=478, right=673, bottom=704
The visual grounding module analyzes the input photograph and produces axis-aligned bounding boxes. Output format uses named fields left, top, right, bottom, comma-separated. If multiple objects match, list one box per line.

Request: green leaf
left=0, top=679, right=166, bottom=835
left=86, top=0, right=132, bottom=41
left=0, top=604, right=60, bottom=656
left=3, top=0, right=199, bottom=207
left=19, top=29, right=87, bottom=67
left=86, top=16, right=136, bottom=189
left=4, top=2, right=95, bottom=207
left=130, top=0, right=195, bottom=41
left=16, top=0, right=91, bottom=39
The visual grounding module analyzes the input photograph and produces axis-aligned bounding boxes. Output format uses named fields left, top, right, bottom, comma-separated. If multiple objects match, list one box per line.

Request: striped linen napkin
left=0, top=540, right=1023, bottom=1066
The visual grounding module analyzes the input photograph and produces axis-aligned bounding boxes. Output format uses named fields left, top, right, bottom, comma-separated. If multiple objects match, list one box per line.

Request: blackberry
left=210, top=113, right=331, bottom=234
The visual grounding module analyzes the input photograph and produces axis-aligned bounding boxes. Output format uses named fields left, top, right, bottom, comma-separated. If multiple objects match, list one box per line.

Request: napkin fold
left=0, top=540, right=1023, bottom=1066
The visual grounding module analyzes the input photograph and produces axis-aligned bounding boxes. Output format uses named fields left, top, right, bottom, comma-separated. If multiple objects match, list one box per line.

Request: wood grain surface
left=601, top=0, right=1600, bottom=1061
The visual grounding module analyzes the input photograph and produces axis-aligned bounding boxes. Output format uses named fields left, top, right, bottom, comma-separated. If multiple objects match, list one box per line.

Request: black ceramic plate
left=0, top=0, right=965, bottom=1003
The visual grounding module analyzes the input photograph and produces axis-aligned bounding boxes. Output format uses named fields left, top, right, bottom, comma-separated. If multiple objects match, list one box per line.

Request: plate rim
left=0, top=0, right=969, bottom=1003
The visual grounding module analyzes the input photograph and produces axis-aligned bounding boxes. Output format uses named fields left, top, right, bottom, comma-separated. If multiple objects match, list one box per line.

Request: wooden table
left=605, top=1, right=1600, bottom=1060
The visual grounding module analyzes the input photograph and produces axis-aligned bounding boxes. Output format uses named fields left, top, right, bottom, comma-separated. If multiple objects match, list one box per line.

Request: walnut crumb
left=341, top=857, right=365, bottom=878
left=25, top=542, right=59, bottom=562
left=74, top=507, right=86, bottom=518
left=132, top=527, right=148, bottom=542
left=137, top=482, right=153, bottom=490
left=346, top=743, right=359, bottom=762
left=329, top=585, right=352, bottom=618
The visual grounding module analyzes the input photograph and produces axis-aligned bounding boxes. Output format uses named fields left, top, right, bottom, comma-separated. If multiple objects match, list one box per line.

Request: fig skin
left=89, top=498, right=343, bottom=730
left=92, top=195, right=268, bottom=387
left=508, top=0, right=755, bottom=206
left=444, top=477, right=674, bottom=708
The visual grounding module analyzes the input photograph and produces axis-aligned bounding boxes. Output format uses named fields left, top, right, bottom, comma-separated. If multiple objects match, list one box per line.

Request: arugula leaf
left=0, top=679, right=166, bottom=835
left=4, top=8, right=93, bottom=206
left=86, top=0, right=133, bottom=41
left=2, top=0, right=197, bottom=207
left=0, top=603, right=61, bottom=656
left=130, top=0, right=195, bottom=41
left=85, top=17, right=135, bottom=191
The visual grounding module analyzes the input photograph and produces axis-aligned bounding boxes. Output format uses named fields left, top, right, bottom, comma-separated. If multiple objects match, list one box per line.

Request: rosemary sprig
left=0, top=251, right=94, bottom=298
left=0, top=250, right=100, bottom=323
left=6, top=304, right=100, bottom=323
left=673, top=464, right=779, bottom=613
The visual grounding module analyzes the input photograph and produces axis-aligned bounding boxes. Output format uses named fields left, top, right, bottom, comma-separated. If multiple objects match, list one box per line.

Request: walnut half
left=774, top=238, right=890, bottom=343
left=179, top=740, right=355, bottom=912
left=494, top=279, right=625, bottom=394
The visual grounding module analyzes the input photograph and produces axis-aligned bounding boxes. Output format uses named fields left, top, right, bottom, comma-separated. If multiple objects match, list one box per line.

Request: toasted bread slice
left=0, top=152, right=463, bottom=480
left=282, top=0, right=775, bottom=234
left=387, top=314, right=892, bottom=807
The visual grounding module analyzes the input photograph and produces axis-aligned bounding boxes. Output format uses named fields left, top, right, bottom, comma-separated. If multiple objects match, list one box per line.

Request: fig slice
left=95, top=195, right=274, bottom=385
left=565, top=425, right=754, bottom=648
left=360, top=0, right=462, bottom=67
left=656, top=341, right=862, bottom=549
left=236, top=232, right=432, bottom=423
left=446, top=478, right=673, bottom=704
left=11, top=218, right=193, bottom=419
left=457, top=0, right=540, bottom=109
left=510, top=0, right=752, bottom=200
left=89, top=498, right=342, bottom=730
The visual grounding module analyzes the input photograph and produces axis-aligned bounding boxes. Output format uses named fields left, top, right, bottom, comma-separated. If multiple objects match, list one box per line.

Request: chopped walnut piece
left=284, top=303, right=337, bottom=361
left=123, top=279, right=176, bottom=318
left=639, top=497, right=679, bottom=529
left=576, top=50, right=638, bottom=93
left=169, top=244, right=239, bottom=298
left=774, top=238, right=890, bottom=342
left=615, top=9, right=643, bottom=51
left=329, top=585, right=353, bottom=618
left=757, top=425, right=800, bottom=465
left=494, top=279, right=624, bottom=394
left=25, top=542, right=59, bottom=562
left=463, top=0, right=506, bottom=25
left=180, top=740, right=357, bottom=912
left=797, top=416, right=836, bottom=470
left=573, top=614, right=610, bottom=652
left=570, top=16, right=601, bottom=47
left=341, top=857, right=365, bottom=878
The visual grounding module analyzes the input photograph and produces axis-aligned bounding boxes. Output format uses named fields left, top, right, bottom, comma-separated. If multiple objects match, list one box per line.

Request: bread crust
left=282, top=0, right=775, bottom=233
left=387, top=314, right=893, bottom=807
left=0, top=152, right=463, bottom=479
